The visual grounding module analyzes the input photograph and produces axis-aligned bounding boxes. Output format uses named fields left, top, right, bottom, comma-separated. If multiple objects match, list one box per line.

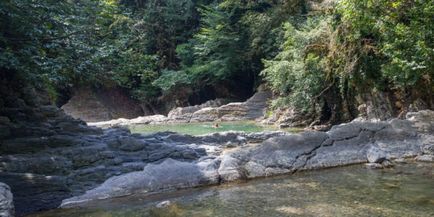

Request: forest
left=1, top=0, right=433, bottom=125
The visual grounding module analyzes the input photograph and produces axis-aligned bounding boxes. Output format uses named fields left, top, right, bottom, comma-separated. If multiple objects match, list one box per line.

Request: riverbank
left=61, top=110, right=434, bottom=207
left=29, top=162, right=434, bottom=217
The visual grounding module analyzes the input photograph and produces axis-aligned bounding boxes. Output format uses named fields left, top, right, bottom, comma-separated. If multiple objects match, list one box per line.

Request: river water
left=29, top=162, right=434, bottom=217
left=128, top=121, right=302, bottom=135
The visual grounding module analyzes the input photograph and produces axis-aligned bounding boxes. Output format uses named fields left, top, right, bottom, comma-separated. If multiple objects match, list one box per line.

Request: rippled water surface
left=29, top=163, right=434, bottom=217
left=129, top=121, right=301, bottom=135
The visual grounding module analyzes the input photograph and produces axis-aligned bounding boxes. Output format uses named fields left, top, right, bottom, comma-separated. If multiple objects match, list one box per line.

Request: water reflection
left=29, top=163, right=434, bottom=217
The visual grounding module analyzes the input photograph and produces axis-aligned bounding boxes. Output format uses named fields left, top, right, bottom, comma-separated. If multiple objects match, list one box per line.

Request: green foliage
left=261, top=19, right=330, bottom=111
left=262, top=0, right=433, bottom=120
left=1, top=0, right=432, bottom=117
left=336, top=0, right=434, bottom=87
left=152, top=70, right=191, bottom=92
left=0, top=0, right=98, bottom=86
left=177, top=6, right=244, bottom=87
left=155, top=1, right=308, bottom=93
left=139, top=0, right=197, bottom=68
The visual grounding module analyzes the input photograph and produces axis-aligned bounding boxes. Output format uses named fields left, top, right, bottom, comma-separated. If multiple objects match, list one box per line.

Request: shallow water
left=129, top=121, right=300, bottom=135
left=29, top=163, right=434, bottom=217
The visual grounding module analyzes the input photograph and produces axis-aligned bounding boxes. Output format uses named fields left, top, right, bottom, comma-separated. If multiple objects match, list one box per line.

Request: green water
left=129, top=121, right=299, bottom=136
left=30, top=163, right=434, bottom=217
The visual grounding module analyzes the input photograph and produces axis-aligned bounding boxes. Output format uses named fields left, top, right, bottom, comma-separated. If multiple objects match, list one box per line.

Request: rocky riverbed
left=1, top=93, right=433, bottom=216
left=0, top=99, right=286, bottom=216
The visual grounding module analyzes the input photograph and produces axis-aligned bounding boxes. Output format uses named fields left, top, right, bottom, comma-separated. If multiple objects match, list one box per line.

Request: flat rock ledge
left=61, top=110, right=434, bottom=207
left=88, top=91, right=272, bottom=127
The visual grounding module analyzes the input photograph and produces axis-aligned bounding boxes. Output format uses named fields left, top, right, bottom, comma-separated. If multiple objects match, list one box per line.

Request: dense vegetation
left=1, top=0, right=433, bottom=124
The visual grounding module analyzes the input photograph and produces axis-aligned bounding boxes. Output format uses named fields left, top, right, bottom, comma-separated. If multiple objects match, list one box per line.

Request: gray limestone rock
left=61, top=158, right=220, bottom=207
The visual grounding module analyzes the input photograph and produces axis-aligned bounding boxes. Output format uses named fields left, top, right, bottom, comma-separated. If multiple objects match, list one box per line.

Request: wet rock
left=61, top=158, right=220, bottom=207
left=367, top=146, right=387, bottom=163
left=0, top=182, right=14, bottom=217
left=46, top=135, right=84, bottom=147
left=415, top=155, right=434, bottom=162
left=421, top=135, right=434, bottom=155
left=247, top=132, right=327, bottom=171
left=381, top=159, right=394, bottom=168
left=118, top=137, right=147, bottom=152
left=218, top=155, right=244, bottom=182
left=1, top=137, right=53, bottom=154
left=89, top=115, right=168, bottom=127
left=327, top=121, right=386, bottom=141
left=63, top=146, right=110, bottom=169
left=365, top=163, right=384, bottom=169
left=366, top=159, right=394, bottom=169
left=168, top=98, right=229, bottom=123
left=394, top=158, right=407, bottom=164
left=190, top=107, right=220, bottom=122
left=0, top=173, right=71, bottom=216
left=0, top=155, right=72, bottom=175
left=10, top=125, right=56, bottom=138
left=156, top=200, right=171, bottom=208
left=406, top=110, right=434, bottom=134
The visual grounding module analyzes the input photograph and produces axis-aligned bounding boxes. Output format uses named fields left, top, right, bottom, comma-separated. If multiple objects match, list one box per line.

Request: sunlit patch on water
left=28, top=162, right=434, bottom=217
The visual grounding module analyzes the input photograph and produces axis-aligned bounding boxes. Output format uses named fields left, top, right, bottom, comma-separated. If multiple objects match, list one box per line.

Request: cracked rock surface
left=61, top=110, right=434, bottom=207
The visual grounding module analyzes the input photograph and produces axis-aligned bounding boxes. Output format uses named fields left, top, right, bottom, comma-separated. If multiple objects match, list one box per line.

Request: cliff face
left=61, top=87, right=146, bottom=122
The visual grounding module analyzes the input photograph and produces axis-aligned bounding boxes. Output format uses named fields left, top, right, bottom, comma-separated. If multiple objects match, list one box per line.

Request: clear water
left=129, top=121, right=301, bottom=136
left=29, top=163, right=434, bottom=217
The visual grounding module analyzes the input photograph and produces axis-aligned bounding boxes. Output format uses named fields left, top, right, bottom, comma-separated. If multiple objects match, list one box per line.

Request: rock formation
left=61, top=110, right=434, bottom=207
left=1, top=76, right=433, bottom=215
left=89, top=90, right=272, bottom=127
left=61, top=87, right=145, bottom=122
left=0, top=97, right=284, bottom=215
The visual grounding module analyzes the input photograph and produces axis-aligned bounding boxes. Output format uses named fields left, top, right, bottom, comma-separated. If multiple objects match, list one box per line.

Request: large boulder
left=190, top=90, right=272, bottom=122
left=61, top=87, right=145, bottom=122
left=167, top=98, right=229, bottom=123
